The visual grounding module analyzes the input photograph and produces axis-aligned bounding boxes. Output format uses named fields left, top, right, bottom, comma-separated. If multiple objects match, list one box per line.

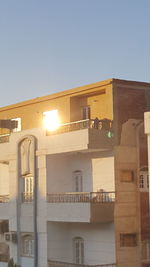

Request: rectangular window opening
left=120, top=233, right=137, bottom=247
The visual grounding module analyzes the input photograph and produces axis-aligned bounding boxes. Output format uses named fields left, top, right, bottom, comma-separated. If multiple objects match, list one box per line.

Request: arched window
left=73, top=171, right=83, bottom=192
left=139, top=168, right=149, bottom=192
left=142, top=240, right=150, bottom=261
left=73, top=237, right=84, bottom=264
left=22, top=234, right=34, bottom=257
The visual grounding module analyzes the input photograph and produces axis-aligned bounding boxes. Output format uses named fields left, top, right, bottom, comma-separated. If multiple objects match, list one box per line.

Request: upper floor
left=0, top=78, right=150, bottom=147
left=0, top=127, right=115, bottom=225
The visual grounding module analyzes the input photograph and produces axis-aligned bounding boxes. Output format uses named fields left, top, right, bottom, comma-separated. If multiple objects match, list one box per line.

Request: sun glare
left=43, top=110, right=60, bottom=131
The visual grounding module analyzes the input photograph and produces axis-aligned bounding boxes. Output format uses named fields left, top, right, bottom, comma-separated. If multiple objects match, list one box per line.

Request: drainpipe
left=16, top=135, right=38, bottom=267
left=33, top=136, right=38, bottom=267
left=136, top=121, right=144, bottom=267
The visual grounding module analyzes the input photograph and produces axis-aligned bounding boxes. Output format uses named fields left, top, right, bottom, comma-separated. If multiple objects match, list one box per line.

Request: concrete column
left=37, top=153, right=48, bottom=267
left=9, top=157, right=18, bottom=263
left=144, top=112, right=150, bottom=211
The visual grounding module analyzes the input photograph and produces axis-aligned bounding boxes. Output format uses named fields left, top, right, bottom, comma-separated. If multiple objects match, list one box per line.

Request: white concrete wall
left=0, top=128, right=115, bottom=267
left=21, top=256, right=34, bottom=267
left=92, top=156, right=115, bottom=192
left=9, top=158, right=18, bottom=232
left=47, top=203, right=91, bottom=222
left=0, top=262, right=7, bottom=267
left=47, top=222, right=116, bottom=265
left=0, top=163, right=9, bottom=195
left=9, top=243, right=18, bottom=267
left=47, top=154, right=92, bottom=193
left=20, top=205, right=34, bottom=232
left=0, top=204, right=9, bottom=220
left=47, top=153, right=114, bottom=193
left=37, top=154, right=48, bottom=267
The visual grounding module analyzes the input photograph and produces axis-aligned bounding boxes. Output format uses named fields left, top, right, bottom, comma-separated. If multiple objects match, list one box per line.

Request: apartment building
left=143, top=112, right=150, bottom=267
left=0, top=78, right=149, bottom=267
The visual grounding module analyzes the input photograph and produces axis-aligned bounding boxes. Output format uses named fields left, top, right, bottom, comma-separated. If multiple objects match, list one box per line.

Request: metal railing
left=47, top=192, right=115, bottom=203
left=0, top=195, right=9, bottom=203
left=22, top=193, right=33, bottom=203
left=48, top=260, right=116, bottom=267
left=0, top=134, right=10, bottom=143
left=46, top=119, right=112, bottom=135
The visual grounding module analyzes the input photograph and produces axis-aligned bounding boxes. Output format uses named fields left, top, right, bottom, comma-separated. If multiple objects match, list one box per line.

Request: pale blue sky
left=0, top=0, right=150, bottom=107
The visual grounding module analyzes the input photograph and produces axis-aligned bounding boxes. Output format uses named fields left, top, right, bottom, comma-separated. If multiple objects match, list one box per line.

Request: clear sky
left=0, top=0, right=150, bottom=107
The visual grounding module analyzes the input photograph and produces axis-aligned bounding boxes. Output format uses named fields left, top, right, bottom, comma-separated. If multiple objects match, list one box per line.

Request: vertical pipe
left=136, top=122, right=144, bottom=267
left=16, top=135, right=38, bottom=267
left=33, top=136, right=38, bottom=267
left=16, top=144, right=21, bottom=266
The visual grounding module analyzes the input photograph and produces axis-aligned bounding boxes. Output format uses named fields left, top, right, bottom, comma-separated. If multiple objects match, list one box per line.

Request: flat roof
left=0, top=78, right=150, bottom=112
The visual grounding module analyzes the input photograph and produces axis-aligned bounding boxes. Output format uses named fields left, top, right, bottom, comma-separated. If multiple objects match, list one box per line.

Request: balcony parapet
left=47, top=192, right=115, bottom=203
left=48, top=260, right=116, bottom=267
left=47, top=192, right=115, bottom=222
left=0, top=195, right=9, bottom=203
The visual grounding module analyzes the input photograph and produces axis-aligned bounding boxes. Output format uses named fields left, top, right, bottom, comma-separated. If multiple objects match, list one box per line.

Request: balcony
left=47, top=119, right=112, bottom=135
left=45, top=119, right=113, bottom=154
left=47, top=192, right=115, bottom=223
left=0, top=196, right=9, bottom=220
left=48, top=260, right=116, bottom=267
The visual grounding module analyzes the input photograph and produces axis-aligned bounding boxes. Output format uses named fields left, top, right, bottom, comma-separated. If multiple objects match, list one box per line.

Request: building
left=0, top=78, right=149, bottom=267
left=143, top=112, right=150, bottom=267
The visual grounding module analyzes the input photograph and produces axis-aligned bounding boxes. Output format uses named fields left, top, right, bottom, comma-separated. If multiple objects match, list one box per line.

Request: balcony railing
left=47, top=192, right=115, bottom=203
left=48, top=260, right=116, bottom=267
left=22, top=193, right=33, bottom=203
left=46, top=119, right=113, bottom=135
left=0, top=134, right=10, bottom=143
left=0, top=195, right=9, bottom=203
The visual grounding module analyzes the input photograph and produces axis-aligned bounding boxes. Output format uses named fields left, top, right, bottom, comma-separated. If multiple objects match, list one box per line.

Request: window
left=139, top=171, right=149, bottom=191
left=73, top=171, right=83, bottom=192
left=120, top=170, right=134, bottom=182
left=139, top=175, right=144, bottom=188
left=11, top=118, right=21, bottom=132
left=22, top=235, right=34, bottom=257
left=120, top=233, right=137, bottom=247
left=73, top=237, right=84, bottom=264
left=142, top=240, right=150, bottom=260
left=22, top=175, right=34, bottom=202
left=82, top=106, right=90, bottom=120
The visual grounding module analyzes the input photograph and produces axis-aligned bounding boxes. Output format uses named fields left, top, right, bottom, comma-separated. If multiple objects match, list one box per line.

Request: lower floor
left=0, top=221, right=116, bottom=267
left=47, top=222, right=116, bottom=265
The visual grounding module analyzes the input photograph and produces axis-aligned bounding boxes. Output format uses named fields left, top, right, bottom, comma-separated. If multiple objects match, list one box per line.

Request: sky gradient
left=0, top=0, right=150, bottom=107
